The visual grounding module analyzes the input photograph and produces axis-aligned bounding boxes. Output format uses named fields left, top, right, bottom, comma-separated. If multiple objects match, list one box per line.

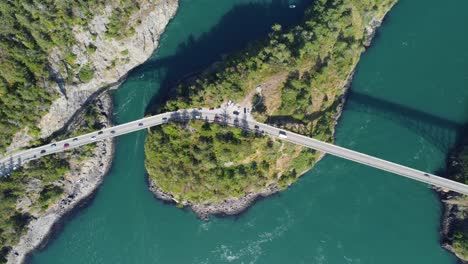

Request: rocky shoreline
left=438, top=190, right=468, bottom=263
left=149, top=178, right=281, bottom=219
left=7, top=94, right=114, bottom=264
left=437, top=138, right=468, bottom=263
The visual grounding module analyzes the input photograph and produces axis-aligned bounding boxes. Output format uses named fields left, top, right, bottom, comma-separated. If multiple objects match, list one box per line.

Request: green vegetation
left=0, top=0, right=140, bottom=153
left=146, top=121, right=318, bottom=203
left=445, top=135, right=468, bottom=260
left=121, top=49, right=129, bottom=56
left=447, top=137, right=468, bottom=185
left=0, top=101, right=104, bottom=262
left=146, top=0, right=397, bottom=205
left=453, top=232, right=468, bottom=259
left=105, top=4, right=139, bottom=39
left=78, top=64, right=95, bottom=83
left=0, top=155, right=68, bottom=262
left=38, top=185, right=64, bottom=210
left=86, top=43, right=97, bottom=55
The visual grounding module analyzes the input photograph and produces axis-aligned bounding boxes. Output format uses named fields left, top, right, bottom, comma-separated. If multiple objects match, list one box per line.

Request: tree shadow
left=134, top=0, right=314, bottom=115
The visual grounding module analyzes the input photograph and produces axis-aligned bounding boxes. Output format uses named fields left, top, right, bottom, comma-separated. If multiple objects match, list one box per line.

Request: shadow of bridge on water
left=345, top=90, right=466, bottom=152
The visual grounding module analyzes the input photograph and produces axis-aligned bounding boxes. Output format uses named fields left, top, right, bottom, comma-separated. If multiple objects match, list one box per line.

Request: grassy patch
left=78, top=64, right=94, bottom=83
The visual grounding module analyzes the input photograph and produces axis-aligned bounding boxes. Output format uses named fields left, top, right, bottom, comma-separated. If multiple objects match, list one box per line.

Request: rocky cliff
left=3, top=1, right=179, bottom=263
left=6, top=0, right=179, bottom=153
left=7, top=94, right=114, bottom=264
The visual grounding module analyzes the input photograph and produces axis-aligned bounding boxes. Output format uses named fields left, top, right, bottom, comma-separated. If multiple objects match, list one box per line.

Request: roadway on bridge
left=1, top=107, right=468, bottom=195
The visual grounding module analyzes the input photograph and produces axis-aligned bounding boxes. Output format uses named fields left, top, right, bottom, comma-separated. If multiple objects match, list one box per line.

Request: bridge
left=1, top=107, right=468, bottom=195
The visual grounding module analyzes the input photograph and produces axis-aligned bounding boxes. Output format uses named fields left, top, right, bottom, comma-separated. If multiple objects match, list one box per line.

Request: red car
left=64, top=143, right=70, bottom=148
left=214, top=115, right=220, bottom=121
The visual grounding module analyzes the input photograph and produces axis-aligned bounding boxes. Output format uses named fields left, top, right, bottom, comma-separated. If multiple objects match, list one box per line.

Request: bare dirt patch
left=239, top=87, right=256, bottom=109
left=261, top=72, right=289, bottom=114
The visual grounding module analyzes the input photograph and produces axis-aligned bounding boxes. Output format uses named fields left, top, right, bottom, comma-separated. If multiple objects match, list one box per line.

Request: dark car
left=233, top=111, right=239, bottom=115
left=244, top=108, right=246, bottom=113
left=111, top=130, right=116, bottom=134
left=138, top=122, right=144, bottom=126
left=162, top=117, right=168, bottom=122
left=73, top=138, right=78, bottom=142
left=40, top=150, right=46, bottom=154
left=64, top=143, right=70, bottom=148
left=214, top=115, right=220, bottom=121
left=424, top=173, right=430, bottom=177
left=51, top=143, right=57, bottom=147
left=98, top=131, right=104, bottom=135
left=254, top=125, right=259, bottom=129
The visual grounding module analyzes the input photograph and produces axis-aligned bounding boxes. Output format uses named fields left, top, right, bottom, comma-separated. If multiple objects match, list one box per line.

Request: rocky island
left=144, top=0, right=397, bottom=218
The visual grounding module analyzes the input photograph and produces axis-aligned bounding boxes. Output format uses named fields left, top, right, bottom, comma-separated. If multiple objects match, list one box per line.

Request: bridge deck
left=1, top=108, right=467, bottom=195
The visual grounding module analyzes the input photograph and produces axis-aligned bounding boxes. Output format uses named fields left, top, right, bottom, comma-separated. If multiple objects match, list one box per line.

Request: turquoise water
left=31, top=0, right=468, bottom=263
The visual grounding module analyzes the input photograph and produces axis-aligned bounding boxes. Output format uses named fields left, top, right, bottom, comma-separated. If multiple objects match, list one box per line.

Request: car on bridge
left=98, top=131, right=104, bottom=135
left=64, top=143, right=70, bottom=148
left=91, top=136, right=97, bottom=140
left=139, top=122, right=144, bottom=126
left=111, top=130, right=116, bottom=134
left=40, top=150, right=46, bottom=154
left=73, top=138, right=78, bottom=142
left=51, top=143, right=57, bottom=147
left=279, top=131, right=287, bottom=139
